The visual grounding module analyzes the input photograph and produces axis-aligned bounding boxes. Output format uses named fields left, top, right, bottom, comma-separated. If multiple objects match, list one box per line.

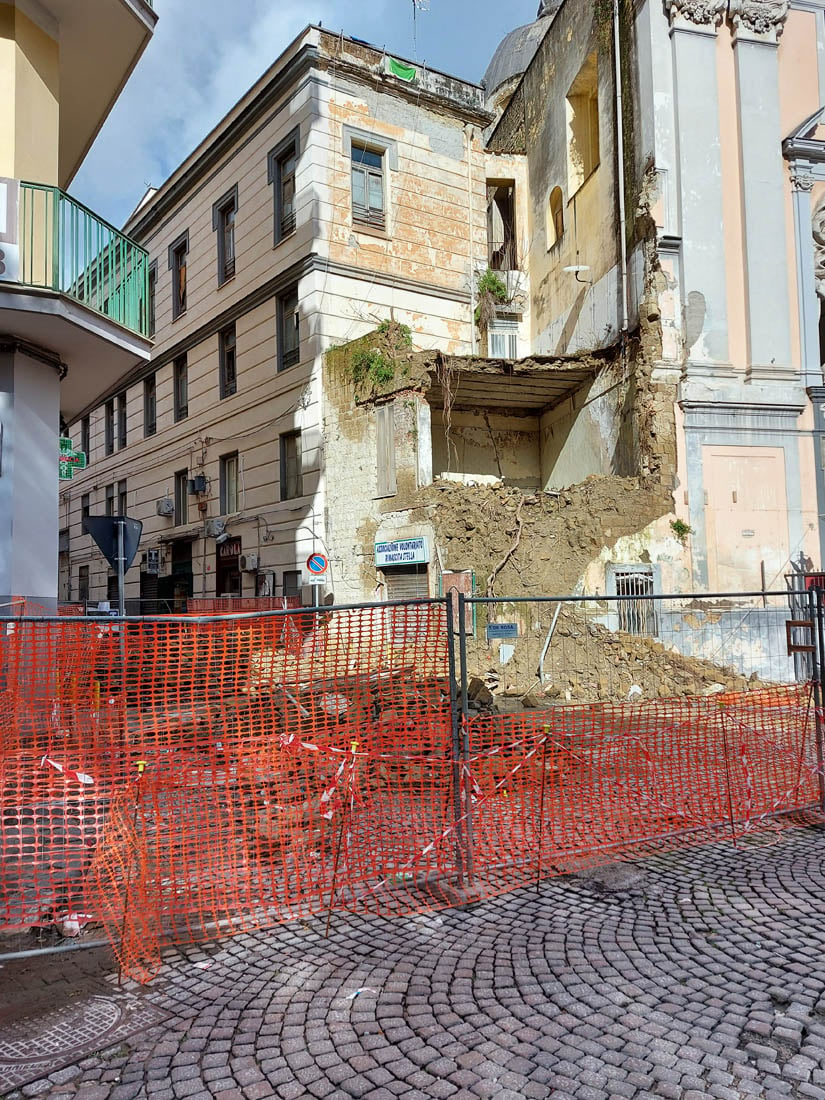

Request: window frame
left=174, top=469, right=188, bottom=527
left=220, top=451, right=239, bottom=516
left=173, top=355, right=188, bottom=422
left=488, top=320, right=519, bottom=359
left=81, top=415, right=90, bottom=463
left=566, top=54, right=600, bottom=197
left=547, top=186, right=565, bottom=251
left=104, top=399, right=114, bottom=456
left=81, top=493, right=90, bottom=520
left=343, top=126, right=397, bottom=236
left=117, top=393, right=127, bottom=450
left=118, top=479, right=128, bottom=517
left=219, top=324, right=237, bottom=399
left=268, top=127, right=300, bottom=245
left=283, top=569, right=301, bottom=598
left=78, top=564, right=90, bottom=602
left=351, top=143, right=386, bottom=230
left=167, top=230, right=189, bottom=321
left=279, top=430, right=303, bottom=501
left=147, top=261, right=157, bottom=337
left=212, top=184, right=238, bottom=285
left=277, top=286, right=300, bottom=371
left=144, top=374, right=157, bottom=438
left=375, top=404, right=397, bottom=498
left=105, top=483, right=115, bottom=517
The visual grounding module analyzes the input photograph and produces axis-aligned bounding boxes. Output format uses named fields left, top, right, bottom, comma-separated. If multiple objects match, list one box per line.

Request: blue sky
left=73, top=0, right=538, bottom=228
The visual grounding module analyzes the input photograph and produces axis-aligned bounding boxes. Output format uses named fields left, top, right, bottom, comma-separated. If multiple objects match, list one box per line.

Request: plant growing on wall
left=670, top=518, right=692, bottom=545
left=474, top=267, right=509, bottom=331
left=347, top=319, right=413, bottom=389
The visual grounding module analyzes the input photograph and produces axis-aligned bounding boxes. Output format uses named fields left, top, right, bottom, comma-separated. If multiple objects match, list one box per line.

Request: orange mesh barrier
left=0, top=602, right=821, bottom=981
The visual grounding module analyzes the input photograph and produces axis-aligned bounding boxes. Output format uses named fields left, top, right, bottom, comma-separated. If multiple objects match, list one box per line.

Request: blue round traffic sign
left=306, top=552, right=329, bottom=575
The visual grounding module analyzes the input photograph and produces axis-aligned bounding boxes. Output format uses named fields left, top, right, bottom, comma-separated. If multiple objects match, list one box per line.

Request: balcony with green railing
left=15, top=181, right=150, bottom=339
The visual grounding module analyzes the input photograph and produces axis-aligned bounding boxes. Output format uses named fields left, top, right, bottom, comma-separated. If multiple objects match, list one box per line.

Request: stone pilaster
left=667, top=0, right=732, bottom=376
left=730, top=0, right=793, bottom=380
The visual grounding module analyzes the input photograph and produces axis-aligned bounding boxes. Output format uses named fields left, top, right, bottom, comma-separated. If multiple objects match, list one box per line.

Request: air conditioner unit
left=156, top=497, right=174, bottom=517
left=188, top=474, right=207, bottom=495
left=204, top=518, right=226, bottom=538
left=239, top=553, right=258, bottom=572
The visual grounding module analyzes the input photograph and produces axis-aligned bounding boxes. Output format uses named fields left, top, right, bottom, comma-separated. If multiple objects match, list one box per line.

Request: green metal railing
left=18, top=181, right=150, bottom=339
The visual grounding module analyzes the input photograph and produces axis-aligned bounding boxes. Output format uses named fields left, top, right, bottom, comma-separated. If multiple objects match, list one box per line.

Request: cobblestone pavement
left=6, top=826, right=825, bottom=1099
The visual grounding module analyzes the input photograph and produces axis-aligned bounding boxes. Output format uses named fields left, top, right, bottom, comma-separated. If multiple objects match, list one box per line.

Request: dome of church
left=482, top=2, right=561, bottom=105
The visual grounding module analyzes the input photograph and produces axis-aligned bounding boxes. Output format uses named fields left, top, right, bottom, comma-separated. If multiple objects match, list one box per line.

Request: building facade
left=61, top=0, right=825, bottom=610
left=62, top=28, right=490, bottom=609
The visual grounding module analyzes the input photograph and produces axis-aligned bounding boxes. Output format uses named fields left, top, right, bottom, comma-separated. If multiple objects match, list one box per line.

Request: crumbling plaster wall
left=323, top=335, right=435, bottom=602
left=431, top=409, right=541, bottom=488
left=490, top=1, right=623, bottom=357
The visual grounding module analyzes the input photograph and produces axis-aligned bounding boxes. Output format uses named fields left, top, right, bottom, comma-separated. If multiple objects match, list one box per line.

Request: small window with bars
left=488, top=322, right=518, bottom=359
left=609, top=564, right=658, bottom=637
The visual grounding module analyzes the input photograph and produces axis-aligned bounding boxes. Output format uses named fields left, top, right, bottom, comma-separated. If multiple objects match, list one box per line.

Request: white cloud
left=73, top=0, right=340, bottom=225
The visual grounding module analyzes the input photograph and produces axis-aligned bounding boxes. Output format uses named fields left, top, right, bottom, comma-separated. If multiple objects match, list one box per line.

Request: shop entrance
left=216, top=536, right=242, bottom=596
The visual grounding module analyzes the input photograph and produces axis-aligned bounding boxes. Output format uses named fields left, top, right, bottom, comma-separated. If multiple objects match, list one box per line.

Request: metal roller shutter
left=383, top=564, right=429, bottom=600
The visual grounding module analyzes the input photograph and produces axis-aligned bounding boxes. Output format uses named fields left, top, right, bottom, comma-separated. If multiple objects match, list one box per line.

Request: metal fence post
left=457, top=592, right=475, bottom=883
left=445, top=595, right=465, bottom=885
left=809, top=585, right=825, bottom=816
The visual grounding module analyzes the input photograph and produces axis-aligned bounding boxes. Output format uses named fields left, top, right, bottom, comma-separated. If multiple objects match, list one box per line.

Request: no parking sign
left=306, top=552, right=329, bottom=585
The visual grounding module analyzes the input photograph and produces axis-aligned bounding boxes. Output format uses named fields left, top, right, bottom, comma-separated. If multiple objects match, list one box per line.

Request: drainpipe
left=613, top=0, right=630, bottom=343
left=465, top=123, right=477, bottom=354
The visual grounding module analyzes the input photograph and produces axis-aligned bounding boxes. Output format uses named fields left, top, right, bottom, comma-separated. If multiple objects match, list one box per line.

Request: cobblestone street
left=5, top=826, right=825, bottom=1100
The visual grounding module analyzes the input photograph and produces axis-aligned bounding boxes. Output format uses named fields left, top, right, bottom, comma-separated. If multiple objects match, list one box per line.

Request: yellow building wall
left=0, top=5, right=59, bottom=184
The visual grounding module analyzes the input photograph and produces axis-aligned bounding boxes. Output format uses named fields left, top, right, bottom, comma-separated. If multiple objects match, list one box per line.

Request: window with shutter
left=351, top=144, right=385, bottom=230
left=376, top=404, right=397, bottom=497
left=383, top=565, right=429, bottom=600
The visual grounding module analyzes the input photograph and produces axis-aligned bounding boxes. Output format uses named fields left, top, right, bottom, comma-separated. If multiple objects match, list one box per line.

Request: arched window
left=547, top=186, right=564, bottom=249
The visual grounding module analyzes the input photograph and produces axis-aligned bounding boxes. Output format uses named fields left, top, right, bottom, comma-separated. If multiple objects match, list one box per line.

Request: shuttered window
left=376, top=404, right=396, bottom=497
left=351, top=144, right=385, bottom=230
left=383, top=564, right=429, bottom=601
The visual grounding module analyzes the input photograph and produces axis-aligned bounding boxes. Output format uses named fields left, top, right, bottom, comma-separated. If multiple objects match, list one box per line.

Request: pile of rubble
left=466, top=607, right=770, bottom=708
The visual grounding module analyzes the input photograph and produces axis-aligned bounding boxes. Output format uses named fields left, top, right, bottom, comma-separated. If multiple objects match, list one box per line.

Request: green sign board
left=58, top=437, right=87, bottom=481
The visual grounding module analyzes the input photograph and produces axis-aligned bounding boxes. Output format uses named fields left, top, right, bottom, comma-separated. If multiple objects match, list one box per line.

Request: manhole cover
left=0, top=991, right=168, bottom=1092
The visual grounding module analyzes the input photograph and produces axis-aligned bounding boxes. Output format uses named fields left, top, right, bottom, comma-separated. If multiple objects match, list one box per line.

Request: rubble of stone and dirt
left=415, top=473, right=672, bottom=598
left=466, top=605, right=768, bottom=713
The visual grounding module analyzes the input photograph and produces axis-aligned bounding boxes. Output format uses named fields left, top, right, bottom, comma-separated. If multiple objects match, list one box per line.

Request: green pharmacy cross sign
left=59, top=436, right=87, bottom=481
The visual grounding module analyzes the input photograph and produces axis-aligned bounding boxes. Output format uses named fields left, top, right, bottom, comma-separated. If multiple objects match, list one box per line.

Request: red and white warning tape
left=40, top=755, right=94, bottom=785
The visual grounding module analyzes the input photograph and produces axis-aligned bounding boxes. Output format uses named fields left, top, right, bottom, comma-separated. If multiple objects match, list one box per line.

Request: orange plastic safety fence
left=0, top=602, right=820, bottom=982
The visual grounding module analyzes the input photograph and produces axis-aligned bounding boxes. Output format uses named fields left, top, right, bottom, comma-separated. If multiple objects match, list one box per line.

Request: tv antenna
left=412, top=0, right=430, bottom=57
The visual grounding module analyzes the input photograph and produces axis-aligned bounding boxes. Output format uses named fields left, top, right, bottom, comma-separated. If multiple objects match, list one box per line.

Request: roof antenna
left=412, top=0, right=430, bottom=58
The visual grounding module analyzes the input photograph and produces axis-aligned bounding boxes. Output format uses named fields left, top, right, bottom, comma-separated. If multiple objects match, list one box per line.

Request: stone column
left=667, top=0, right=732, bottom=375
left=730, top=0, right=792, bottom=380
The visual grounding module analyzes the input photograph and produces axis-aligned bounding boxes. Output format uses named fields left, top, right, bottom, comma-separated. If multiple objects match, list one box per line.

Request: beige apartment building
left=61, top=27, right=493, bottom=609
